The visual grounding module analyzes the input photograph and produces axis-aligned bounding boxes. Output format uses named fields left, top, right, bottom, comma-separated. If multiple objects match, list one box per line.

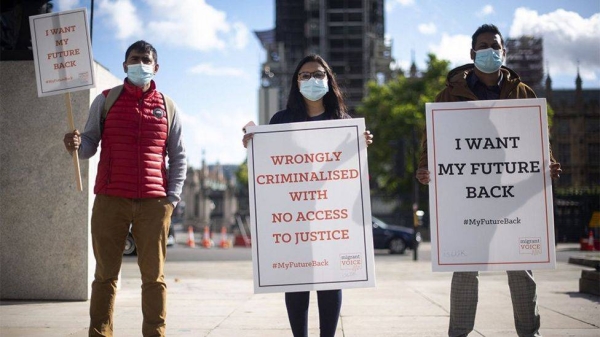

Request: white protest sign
left=29, top=8, right=95, bottom=191
left=246, top=118, right=375, bottom=293
left=426, top=98, right=556, bottom=272
left=29, top=8, right=95, bottom=97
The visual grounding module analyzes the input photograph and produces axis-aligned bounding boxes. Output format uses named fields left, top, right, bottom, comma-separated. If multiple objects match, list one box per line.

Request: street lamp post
left=412, top=203, right=420, bottom=261
left=412, top=128, right=420, bottom=261
left=90, top=0, right=94, bottom=43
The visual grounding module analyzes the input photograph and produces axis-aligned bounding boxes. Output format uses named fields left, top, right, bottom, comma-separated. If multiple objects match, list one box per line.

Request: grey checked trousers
left=448, top=270, right=541, bottom=337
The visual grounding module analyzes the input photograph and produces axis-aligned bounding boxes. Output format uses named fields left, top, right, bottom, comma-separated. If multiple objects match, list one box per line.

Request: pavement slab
left=1, top=243, right=598, bottom=336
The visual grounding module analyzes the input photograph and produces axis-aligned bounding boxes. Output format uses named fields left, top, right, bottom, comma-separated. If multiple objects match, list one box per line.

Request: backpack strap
left=160, top=93, right=175, bottom=137
left=101, top=85, right=123, bottom=134
left=101, top=85, right=174, bottom=137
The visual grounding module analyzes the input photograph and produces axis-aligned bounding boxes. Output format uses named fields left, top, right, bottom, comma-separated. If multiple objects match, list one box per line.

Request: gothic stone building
left=180, top=162, right=239, bottom=233
left=545, top=72, right=600, bottom=242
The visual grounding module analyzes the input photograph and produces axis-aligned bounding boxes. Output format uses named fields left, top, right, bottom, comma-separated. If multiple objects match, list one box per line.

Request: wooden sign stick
left=65, top=92, right=83, bottom=191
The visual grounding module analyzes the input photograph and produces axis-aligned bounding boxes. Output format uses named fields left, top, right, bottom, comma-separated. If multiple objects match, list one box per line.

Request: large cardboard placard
left=29, top=8, right=95, bottom=97
left=426, top=98, right=556, bottom=272
left=246, top=118, right=375, bottom=293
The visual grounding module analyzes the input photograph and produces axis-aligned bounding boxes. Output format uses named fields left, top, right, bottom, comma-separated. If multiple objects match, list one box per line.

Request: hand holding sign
left=63, top=130, right=81, bottom=153
left=242, top=121, right=256, bottom=148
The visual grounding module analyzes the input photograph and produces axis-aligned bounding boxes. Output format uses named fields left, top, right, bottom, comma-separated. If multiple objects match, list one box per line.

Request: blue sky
left=54, top=0, right=600, bottom=168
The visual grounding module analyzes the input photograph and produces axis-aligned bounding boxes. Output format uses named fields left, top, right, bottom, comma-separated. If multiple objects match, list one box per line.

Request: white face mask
left=127, top=63, right=155, bottom=87
left=299, top=77, right=329, bottom=101
left=473, top=48, right=503, bottom=73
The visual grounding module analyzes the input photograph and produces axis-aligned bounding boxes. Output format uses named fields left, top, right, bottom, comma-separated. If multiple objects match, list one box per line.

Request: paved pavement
left=1, top=243, right=599, bottom=337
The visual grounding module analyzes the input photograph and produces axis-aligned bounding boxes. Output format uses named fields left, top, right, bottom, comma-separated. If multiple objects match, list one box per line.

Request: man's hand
left=63, top=130, right=80, bottom=154
left=550, top=162, right=562, bottom=179
left=364, top=130, right=373, bottom=147
left=416, top=167, right=430, bottom=185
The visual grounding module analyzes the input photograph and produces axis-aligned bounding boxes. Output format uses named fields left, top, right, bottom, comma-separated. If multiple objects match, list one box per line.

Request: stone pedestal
left=0, top=61, right=120, bottom=300
left=579, top=270, right=600, bottom=296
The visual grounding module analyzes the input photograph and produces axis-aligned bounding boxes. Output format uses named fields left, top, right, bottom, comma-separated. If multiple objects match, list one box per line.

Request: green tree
left=236, top=159, right=248, bottom=186
left=357, top=54, right=450, bottom=208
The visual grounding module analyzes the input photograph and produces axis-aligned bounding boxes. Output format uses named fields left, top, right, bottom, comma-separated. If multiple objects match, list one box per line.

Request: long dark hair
left=285, top=54, right=349, bottom=121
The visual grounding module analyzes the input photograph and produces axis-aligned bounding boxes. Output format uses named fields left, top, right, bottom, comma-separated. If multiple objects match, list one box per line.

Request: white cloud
left=477, top=5, right=494, bottom=17
left=385, top=0, right=415, bottom=12
left=147, top=0, right=249, bottom=51
left=418, top=23, right=437, bottom=35
left=189, top=63, right=248, bottom=78
left=509, top=8, right=600, bottom=84
left=145, top=0, right=227, bottom=51
left=428, top=33, right=472, bottom=67
left=97, top=0, right=142, bottom=40
left=55, top=0, right=80, bottom=10
left=97, top=0, right=249, bottom=52
left=180, top=107, right=253, bottom=166
left=229, top=22, right=250, bottom=49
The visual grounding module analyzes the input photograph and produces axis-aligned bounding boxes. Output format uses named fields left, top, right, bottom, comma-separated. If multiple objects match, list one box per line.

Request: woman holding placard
left=243, top=54, right=372, bottom=337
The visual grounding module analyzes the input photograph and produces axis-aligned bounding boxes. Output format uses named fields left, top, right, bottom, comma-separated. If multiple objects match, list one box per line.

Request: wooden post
left=65, top=92, right=83, bottom=191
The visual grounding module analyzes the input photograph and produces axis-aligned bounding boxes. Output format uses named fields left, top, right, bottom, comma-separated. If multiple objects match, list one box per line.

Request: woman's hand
left=242, top=133, right=254, bottom=148
left=242, top=121, right=256, bottom=148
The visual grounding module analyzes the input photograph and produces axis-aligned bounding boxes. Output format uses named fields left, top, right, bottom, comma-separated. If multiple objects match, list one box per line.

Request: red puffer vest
left=94, top=80, right=169, bottom=198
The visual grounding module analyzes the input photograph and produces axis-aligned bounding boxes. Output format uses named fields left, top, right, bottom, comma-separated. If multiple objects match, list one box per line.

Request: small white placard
left=29, top=8, right=95, bottom=97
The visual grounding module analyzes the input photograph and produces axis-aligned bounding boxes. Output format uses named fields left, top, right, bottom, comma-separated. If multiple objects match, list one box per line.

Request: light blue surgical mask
left=127, top=64, right=155, bottom=87
left=473, top=48, right=503, bottom=73
left=299, top=77, right=329, bottom=101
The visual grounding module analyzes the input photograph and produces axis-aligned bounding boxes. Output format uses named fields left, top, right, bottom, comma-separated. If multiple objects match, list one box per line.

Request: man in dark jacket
left=416, top=24, right=561, bottom=337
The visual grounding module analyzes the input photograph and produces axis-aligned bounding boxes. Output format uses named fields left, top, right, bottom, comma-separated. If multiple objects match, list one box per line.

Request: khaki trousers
left=89, top=194, right=173, bottom=337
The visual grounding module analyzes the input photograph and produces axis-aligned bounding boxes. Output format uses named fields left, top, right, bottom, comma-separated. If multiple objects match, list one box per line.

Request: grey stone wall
left=0, top=61, right=120, bottom=300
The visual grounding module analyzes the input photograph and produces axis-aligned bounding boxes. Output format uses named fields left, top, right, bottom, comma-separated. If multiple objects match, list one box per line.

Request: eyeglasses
left=298, top=71, right=326, bottom=81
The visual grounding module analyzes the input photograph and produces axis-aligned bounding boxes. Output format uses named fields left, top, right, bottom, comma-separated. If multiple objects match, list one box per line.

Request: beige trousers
left=89, top=194, right=173, bottom=337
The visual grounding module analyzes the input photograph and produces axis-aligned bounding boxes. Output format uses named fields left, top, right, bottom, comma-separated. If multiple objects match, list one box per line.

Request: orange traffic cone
left=587, top=230, right=595, bottom=251
left=186, top=226, right=195, bottom=248
left=219, top=226, right=230, bottom=248
left=202, top=226, right=213, bottom=248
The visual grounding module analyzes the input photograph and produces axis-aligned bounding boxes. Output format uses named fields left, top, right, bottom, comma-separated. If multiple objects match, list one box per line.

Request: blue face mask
left=127, top=64, right=155, bottom=87
left=473, top=48, right=503, bottom=73
left=299, top=77, right=329, bottom=101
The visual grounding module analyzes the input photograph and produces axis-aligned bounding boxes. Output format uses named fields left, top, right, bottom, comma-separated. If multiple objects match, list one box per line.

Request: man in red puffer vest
left=63, top=40, right=187, bottom=337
